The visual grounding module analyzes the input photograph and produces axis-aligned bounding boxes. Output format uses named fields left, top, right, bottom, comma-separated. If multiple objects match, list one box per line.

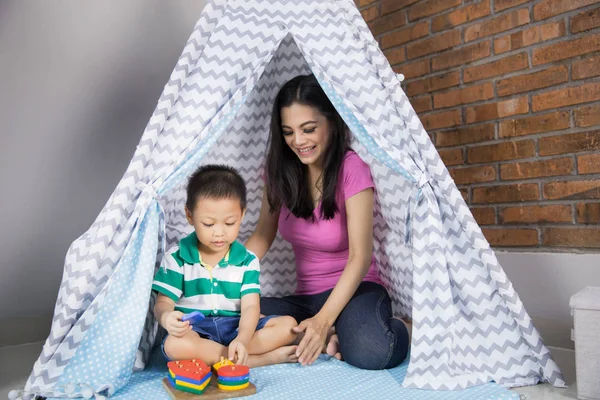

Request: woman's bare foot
left=325, top=333, right=342, bottom=360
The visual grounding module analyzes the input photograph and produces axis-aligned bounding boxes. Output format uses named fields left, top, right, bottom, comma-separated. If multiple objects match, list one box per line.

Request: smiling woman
left=245, top=74, right=410, bottom=370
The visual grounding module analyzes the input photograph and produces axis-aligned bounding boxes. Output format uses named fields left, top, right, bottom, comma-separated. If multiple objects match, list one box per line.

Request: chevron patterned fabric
left=21, top=0, right=564, bottom=398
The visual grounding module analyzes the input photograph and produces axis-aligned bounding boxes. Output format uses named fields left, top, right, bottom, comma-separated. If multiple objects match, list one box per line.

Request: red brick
left=532, top=32, right=600, bottom=65
left=572, top=6, right=600, bottom=33
left=369, top=10, right=405, bottom=36
left=421, top=109, right=462, bottom=130
left=578, top=153, right=600, bottom=174
left=572, top=56, right=600, bottom=80
left=483, top=228, right=539, bottom=246
left=433, top=83, right=494, bottom=109
left=394, top=59, right=430, bottom=79
left=439, top=148, right=464, bottom=166
left=412, top=95, right=433, bottom=113
left=381, top=21, right=429, bottom=49
left=464, top=53, right=529, bottom=83
left=384, top=47, right=406, bottom=65
left=466, top=97, right=529, bottom=123
left=406, top=71, right=460, bottom=96
left=471, top=207, right=496, bottom=224
left=495, top=0, right=529, bottom=12
left=575, top=104, right=600, bottom=127
left=432, top=0, right=491, bottom=32
left=544, top=180, right=600, bottom=200
left=539, top=131, right=600, bottom=156
left=497, top=65, right=568, bottom=97
left=465, top=8, right=530, bottom=42
left=362, top=5, right=380, bottom=23
left=407, top=30, right=461, bottom=59
left=408, top=0, right=462, bottom=21
left=450, top=165, right=496, bottom=184
left=500, top=205, right=572, bottom=223
left=500, top=157, right=574, bottom=180
left=432, top=41, right=491, bottom=71
left=533, top=82, right=600, bottom=112
left=460, top=188, right=469, bottom=202
left=499, top=111, right=570, bottom=138
left=543, top=227, right=600, bottom=248
left=540, top=130, right=600, bottom=156
left=577, top=203, right=600, bottom=223
left=494, top=21, right=566, bottom=54
left=473, top=183, right=539, bottom=203
left=381, top=0, right=418, bottom=15
left=467, top=140, right=536, bottom=163
left=435, top=124, right=495, bottom=147
left=534, top=0, right=600, bottom=21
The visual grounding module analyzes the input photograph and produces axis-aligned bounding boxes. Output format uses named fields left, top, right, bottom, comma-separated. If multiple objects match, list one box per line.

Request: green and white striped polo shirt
left=152, top=232, right=260, bottom=317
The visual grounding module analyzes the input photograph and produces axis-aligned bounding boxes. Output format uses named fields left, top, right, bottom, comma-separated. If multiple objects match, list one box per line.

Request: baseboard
left=0, top=314, right=52, bottom=348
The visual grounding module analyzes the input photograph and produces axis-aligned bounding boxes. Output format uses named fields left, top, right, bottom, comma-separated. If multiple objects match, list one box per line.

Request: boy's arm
left=154, top=293, right=176, bottom=327
left=235, top=254, right=261, bottom=344
left=236, top=293, right=260, bottom=344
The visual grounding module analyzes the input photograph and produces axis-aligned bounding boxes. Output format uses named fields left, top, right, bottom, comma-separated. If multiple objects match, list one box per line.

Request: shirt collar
left=178, top=232, right=247, bottom=267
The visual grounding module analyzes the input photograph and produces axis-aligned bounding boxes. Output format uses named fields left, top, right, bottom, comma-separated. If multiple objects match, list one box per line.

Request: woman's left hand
left=293, top=315, right=331, bottom=366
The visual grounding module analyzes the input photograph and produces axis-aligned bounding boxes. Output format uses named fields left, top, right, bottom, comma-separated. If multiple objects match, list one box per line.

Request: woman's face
left=280, top=103, right=332, bottom=169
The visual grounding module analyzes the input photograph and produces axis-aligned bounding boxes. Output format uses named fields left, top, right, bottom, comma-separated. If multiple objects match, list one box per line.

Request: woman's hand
left=293, top=315, right=332, bottom=366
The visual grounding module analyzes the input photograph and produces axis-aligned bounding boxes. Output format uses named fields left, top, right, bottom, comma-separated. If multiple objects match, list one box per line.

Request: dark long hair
left=265, top=74, right=351, bottom=220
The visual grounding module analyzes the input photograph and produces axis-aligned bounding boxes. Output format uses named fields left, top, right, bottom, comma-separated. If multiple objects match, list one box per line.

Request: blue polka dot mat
left=49, top=348, right=519, bottom=399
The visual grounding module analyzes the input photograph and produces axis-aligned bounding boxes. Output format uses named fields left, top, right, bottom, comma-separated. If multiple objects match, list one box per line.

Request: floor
left=0, top=343, right=582, bottom=399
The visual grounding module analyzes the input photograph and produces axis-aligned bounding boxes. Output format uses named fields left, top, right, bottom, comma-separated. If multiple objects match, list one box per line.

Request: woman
left=245, top=74, right=409, bottom=370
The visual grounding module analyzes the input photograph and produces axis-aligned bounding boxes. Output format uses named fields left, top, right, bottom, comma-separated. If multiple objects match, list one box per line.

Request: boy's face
left=185, top=197, right=245, bottom=256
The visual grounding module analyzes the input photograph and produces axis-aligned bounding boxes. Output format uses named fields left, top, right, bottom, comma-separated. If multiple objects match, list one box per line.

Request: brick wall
left=358, top=0, right=600, bottom=250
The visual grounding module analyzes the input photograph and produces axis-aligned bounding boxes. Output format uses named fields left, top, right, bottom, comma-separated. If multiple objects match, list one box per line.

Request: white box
left=570, top=286, right=600, bottom=400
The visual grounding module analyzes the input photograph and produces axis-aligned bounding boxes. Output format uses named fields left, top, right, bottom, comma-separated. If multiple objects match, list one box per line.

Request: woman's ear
left=185, top=206, right=194, bottom=225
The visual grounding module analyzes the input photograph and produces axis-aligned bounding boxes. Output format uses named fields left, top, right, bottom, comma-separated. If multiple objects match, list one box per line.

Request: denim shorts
left=161, top=315, right=277, bottom=361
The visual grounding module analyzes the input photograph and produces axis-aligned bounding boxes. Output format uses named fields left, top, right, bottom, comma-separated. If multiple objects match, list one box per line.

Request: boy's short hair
left=186, top=164, right=247, bottom=212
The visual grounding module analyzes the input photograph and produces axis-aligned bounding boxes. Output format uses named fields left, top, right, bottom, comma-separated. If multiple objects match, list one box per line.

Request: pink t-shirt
left=278, top=151, right=382, bottom=295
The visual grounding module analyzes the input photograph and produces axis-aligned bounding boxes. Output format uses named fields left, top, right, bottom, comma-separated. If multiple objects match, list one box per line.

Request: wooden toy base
left=162, top=378, right=257, bottom=399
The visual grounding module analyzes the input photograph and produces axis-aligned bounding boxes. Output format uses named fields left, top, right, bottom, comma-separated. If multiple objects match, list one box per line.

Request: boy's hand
left=162, top=311, right=191, bottom=337
left=228, top=339, right=248, bottom=365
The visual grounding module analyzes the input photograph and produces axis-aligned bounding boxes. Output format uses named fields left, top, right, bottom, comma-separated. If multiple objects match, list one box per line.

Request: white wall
left=498, top=251, right=600, bottom=350
left=0, top=0, right=206, bottom=346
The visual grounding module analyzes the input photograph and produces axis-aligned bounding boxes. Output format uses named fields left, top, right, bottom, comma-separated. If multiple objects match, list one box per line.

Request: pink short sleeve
left=342, top=152, right=375, bottom=201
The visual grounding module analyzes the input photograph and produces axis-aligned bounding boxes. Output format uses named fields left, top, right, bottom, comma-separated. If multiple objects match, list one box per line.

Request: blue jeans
left=161, top=315, right=276, bottom=361
left=261, top=281, right=409, bottom=370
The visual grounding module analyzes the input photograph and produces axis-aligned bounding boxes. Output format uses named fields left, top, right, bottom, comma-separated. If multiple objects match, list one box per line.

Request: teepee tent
left=23, top=0, right=564, bottom=398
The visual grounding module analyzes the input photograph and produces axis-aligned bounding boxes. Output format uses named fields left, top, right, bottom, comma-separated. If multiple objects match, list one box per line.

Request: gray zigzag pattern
left=24, top=0, right=564, bottom=397
left=337, top=0, right=564, bottom=389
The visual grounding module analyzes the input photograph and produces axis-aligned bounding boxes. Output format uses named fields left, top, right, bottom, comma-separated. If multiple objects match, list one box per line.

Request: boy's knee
left=163, top=335, right=181, bottom=360
left=281, top=315, right=298, bottom=328
left=271, top=316, right=298, bottom=341
left=281, top=316, right=299, bottom=342
left=267, top=315, right=297, bottom=328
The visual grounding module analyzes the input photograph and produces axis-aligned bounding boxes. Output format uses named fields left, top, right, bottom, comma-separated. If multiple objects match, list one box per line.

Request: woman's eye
left=282, top=130, right=293, bottom=136
left=304, top=128, right=316, bottom=133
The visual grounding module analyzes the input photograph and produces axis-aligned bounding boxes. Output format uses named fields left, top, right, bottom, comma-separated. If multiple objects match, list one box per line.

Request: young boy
left=152, top=165, right=297, bottom=367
